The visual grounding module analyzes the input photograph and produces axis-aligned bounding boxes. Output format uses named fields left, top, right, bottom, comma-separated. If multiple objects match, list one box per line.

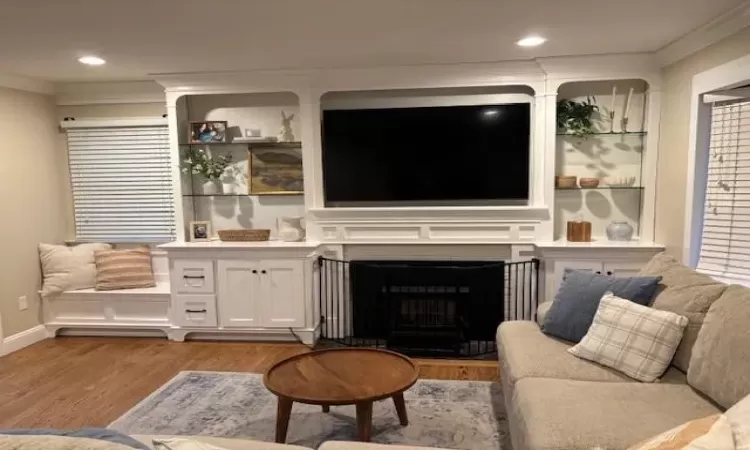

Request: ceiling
left=0, top=0, right=745, bottom=82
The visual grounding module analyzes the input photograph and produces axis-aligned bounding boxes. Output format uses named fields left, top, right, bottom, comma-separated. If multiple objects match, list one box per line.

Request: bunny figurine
left=279, top=111, right=295, bottom=142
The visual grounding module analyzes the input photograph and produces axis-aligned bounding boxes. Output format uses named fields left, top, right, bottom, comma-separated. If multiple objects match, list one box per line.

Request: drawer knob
left=607, top=271, right=613, bottom=276
left=252, top=270, right=258, bottom=274
left=183, top=275, right=205, bottom=280
left=185, top=309, right=207, bottom=313
left=261, top=270, right=267, bottom=274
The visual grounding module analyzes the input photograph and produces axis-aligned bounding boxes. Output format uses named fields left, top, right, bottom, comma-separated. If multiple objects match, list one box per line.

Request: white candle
left=611, top=85, right=617, bottom=114
left=624, top=87, right=634, bottom=119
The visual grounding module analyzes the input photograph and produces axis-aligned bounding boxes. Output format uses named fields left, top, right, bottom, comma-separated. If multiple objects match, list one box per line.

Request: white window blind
left=65, top=121, right=176, bottom=243
left=697, top=98, right=750, bottom=283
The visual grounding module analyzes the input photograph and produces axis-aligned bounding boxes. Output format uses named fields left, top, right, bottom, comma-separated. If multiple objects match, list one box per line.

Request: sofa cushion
left=497, top=321, right=687, bottom=386
left=569, top=293, right=688, bottom=382
left=319, top=443, right=444, bottom=450
left=542, top=269, right=662, bottom=343
left=510, top=378, right=722, bottom=450
left=688, top=284, right=750, bottom=409
left=638, top=252, right=728, bottom=372
left=131, top=436, right=310, bottom=450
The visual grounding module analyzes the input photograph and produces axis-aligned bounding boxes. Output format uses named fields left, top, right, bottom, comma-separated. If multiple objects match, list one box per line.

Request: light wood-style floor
left=0, top=337, right=497, bottom=429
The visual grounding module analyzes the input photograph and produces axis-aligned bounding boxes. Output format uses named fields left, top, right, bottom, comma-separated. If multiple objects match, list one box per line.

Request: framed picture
left=248, top=144, right=304, bottom=195
left=189, top=221, right=211, bottom=242
left=189, top=121, right=228, bottom=144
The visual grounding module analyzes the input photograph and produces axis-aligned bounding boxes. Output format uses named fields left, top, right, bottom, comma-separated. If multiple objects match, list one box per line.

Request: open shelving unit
left=554, top=80, right=649, bottom=242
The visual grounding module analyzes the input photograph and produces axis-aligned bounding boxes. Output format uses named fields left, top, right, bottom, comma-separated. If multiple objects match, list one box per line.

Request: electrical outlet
left=18, top=295, right=28, bottom=311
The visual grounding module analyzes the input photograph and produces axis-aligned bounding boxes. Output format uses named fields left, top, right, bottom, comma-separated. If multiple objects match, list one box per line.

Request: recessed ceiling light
left=78, top=55, right=106, bottom=66
left=516, top=36, right=547, bottom=47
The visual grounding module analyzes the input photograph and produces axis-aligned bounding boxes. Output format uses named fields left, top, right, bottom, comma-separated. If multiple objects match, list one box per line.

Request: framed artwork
left=189, top=121, right=228, bottom=144
left=189, top=221, right=211, bottom=242
left=248, top=144, right=304, bottom=195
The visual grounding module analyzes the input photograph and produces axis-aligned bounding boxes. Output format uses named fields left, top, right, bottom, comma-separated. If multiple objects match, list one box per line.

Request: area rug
left=110, top=371, right=508, bottom=449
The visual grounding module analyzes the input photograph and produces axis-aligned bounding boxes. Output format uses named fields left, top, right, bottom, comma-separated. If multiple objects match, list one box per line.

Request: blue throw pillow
left=541, top=269, right=662, bottom=342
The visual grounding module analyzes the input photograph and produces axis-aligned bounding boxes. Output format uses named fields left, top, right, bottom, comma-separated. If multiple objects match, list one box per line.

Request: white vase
left=203, top=180, right=223, bottom=195
left=606, top=221, right=634, bottom=241
left=222, top=182, right=234, bottom=194
left=277, top=217, right=304, bottom=242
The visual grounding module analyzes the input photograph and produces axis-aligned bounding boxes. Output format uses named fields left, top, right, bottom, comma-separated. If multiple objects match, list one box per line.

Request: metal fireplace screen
left=316, top=257, right=540, bottom=357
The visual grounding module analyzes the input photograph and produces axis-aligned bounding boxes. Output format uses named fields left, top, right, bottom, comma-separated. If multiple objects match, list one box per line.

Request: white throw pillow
left=39, top=242, right=112, bottom=296
left=569, top=292, right=688, bottom=382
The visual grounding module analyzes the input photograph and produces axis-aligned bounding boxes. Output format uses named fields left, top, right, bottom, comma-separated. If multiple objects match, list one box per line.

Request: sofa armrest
left=536, top=301, right=553, bottom=326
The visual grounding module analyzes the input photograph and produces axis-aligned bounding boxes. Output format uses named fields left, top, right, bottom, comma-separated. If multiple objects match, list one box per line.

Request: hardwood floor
left=0, top=337, right=497, bottom=429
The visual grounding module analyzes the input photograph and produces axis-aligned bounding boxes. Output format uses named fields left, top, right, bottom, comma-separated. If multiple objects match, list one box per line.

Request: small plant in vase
left=182, top=147, right=233, bottom=194
left=557, top=97, right=599, bottom=139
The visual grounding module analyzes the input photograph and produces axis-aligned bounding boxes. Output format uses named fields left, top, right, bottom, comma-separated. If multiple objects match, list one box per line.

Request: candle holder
left=621, top=117, right=629, bottom=133
left=609, top=111, right=616, bottom=133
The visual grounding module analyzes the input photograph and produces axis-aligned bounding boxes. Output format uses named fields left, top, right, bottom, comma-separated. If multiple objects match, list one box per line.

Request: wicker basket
left=218, top=229, right=271, bottom=242
left=579, top=177, right=600, bottom=188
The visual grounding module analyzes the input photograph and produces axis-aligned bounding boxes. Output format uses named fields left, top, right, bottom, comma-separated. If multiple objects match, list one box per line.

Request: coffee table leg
left=275, top=396, right=293, bottom=443
left=322, top=405, right=330, bottom=413
left=392, top=393, right=408, bottom=426
left=355, top=402, right=374, bottom=442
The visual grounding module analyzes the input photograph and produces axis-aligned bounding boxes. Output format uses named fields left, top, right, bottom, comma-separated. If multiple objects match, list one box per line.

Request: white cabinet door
left=260, top=259, right=305, bottom=328
left=603, top=261, right=645, bottom=278
left=217, top=260, right=262, bottom=328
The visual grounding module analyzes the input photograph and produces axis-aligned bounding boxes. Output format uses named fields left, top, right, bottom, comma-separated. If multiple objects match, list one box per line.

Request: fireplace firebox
left=316, top=257, right=539, bottom=358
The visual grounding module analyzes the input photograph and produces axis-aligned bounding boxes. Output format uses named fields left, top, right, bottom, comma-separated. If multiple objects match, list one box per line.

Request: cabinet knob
left=261, top=270, right=267, bottom=274
left=595, top=271, right=602, bottom=275
left=252, top=270, right=258, bottom=274
left=607, top=271, right=613, bottom=276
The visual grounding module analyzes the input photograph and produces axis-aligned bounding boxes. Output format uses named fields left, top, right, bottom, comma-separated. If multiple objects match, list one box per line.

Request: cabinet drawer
left=171, top=294, right=217, bottom=327
left=171, top=259, right=215, bottom=294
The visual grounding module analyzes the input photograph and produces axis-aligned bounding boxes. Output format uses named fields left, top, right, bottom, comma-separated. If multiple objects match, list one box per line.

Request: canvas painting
left=248, top=147, right=303, bottom=195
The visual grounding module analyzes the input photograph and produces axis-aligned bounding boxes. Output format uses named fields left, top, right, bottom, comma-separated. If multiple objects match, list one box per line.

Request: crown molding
left=657, top=0, right=750, bottom=67
left=0, top=74, right=54, bottom=95
left=54, top=80, right=165, bottom=105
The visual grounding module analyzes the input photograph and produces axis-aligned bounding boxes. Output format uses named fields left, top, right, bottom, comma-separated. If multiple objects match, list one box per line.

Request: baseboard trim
left=0, top=325, right=47, bottom=356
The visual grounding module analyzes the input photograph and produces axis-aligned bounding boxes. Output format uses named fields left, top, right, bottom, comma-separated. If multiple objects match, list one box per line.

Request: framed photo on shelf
left=248, top=144, right=303, bottom=195
left=189, top=121, right=228, bottom=144
left=189, top=221, right=211, bottom=242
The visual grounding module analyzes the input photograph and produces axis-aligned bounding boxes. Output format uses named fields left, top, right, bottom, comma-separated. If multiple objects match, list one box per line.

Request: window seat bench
left=43, top=281, right=172, bottom=338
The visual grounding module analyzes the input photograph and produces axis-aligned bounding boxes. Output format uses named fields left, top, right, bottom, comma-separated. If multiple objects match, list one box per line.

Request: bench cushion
left=510, top=378, right=721, bottom=450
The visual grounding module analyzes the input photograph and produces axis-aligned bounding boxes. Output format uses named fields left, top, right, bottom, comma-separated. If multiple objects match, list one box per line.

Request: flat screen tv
left=321, top=103, right=530, bottom=206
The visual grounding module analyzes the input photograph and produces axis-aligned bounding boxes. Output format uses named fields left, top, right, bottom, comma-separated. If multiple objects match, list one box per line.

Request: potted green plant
left=182, top=147, right=233, bottom=194
left=557, top=97, right=598, bottom=139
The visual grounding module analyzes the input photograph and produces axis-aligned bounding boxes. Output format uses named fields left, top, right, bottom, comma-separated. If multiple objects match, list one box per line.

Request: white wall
left=0, top=87, right=69, bottom=336
left=657, top=26, right=750, bottom=260
left=555, top=80, right=649, bottom=240
left=182, top=93, right=305, bottom=238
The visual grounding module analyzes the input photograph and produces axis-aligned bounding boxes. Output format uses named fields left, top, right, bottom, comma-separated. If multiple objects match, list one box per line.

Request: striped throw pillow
left=94, top=247, right=156, bottom=291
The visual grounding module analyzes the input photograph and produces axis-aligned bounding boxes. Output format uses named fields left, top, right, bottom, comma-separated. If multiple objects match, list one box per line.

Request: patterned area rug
left=110, top=371, right=508, bottom=449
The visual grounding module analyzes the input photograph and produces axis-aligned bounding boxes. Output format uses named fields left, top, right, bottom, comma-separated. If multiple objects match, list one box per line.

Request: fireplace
left=350, top=260, right=505, bottom=355
left=316, top=257, right=538, bottom=358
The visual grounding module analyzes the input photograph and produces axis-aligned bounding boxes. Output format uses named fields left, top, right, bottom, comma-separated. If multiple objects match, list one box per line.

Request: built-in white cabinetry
left=537, top=242, right=664, bottom=303
left=160, top=241, right=321, bottom=343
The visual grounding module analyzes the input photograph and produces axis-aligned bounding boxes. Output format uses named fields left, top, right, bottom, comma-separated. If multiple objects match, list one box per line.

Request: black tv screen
left=322, top=103, right=531, bottom=206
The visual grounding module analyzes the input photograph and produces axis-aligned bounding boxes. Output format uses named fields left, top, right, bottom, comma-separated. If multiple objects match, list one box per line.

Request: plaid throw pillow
left=569, top=293, right=688, bottom=382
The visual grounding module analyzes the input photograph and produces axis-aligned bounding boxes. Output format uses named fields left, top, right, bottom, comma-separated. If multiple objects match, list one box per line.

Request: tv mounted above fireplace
left=321, top=103, right=531, bottom=206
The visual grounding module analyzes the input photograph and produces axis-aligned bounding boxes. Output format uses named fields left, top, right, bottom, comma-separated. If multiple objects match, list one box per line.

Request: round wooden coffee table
left=264, top=348, right=419, bottom=443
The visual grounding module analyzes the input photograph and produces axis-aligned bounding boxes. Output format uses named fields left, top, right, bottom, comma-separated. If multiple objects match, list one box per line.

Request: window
left=63, top=119, right=176, bottom=243
left=696, top=98, right=750, bottom=283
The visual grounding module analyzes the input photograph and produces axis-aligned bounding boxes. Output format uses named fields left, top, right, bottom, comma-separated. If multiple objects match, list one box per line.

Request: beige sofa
left=497, top=252, right=750, bottom=450
left=131, top=435, right=443, bottom=450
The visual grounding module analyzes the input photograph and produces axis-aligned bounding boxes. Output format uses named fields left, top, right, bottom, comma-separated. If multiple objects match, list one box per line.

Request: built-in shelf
left=180, top=141, right=302, bottom=148
left=556, top=187, right=644, bottom=191
left=556, top=131, right=647, bottom=137
left=183, top=194, right=250, bottom=197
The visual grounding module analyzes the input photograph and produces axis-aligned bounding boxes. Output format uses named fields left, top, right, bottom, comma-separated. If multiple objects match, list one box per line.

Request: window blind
left=697, top=98, right=750, bottom=283
left=65, top=122, right=176, bottom=243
